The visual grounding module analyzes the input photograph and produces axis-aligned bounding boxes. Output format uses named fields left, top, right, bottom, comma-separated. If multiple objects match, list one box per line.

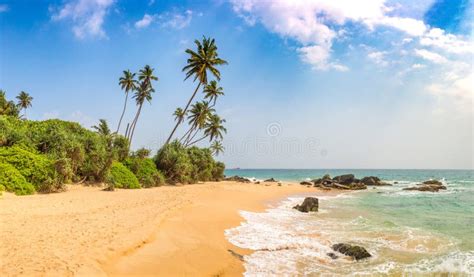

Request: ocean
left=224, top=169, right=474, bottom=276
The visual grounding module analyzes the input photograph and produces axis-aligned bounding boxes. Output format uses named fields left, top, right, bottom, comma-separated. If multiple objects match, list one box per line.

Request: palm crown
left=204, top=80, right=224, bottom=106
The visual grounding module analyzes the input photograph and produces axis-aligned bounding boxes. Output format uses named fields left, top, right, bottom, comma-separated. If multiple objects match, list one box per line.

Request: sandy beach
left=0, top=181, right=317, bottom=276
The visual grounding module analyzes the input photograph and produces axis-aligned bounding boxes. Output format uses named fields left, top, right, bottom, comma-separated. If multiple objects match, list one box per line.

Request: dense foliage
left=155, top=141, right=225, bottom=184
left=107, top=161, right=140, bottom=189
left=123, top=155, right=165, bottom=188
left=0, top=163, right=35, bottom=195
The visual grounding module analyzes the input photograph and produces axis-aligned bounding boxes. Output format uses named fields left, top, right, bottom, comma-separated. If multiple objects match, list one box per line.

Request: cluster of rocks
left=224, top=175, right=251, bottom=183
left=300, top=174, right=391, bottom=190
left=403, top=180, right=446, bottom=192
left=331, top=243, right=372, bottom=260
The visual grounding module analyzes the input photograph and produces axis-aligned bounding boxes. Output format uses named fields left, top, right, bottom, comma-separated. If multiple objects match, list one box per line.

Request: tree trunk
left=187, top=135, right=207, bottom=146
left=129, top=103, right=143, bottom=146
left=116, top=91, right=129, bottom=133
left=164, top=82, right=202, bottom=145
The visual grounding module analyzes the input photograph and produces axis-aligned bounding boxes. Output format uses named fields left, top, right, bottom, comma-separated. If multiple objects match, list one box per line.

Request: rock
left=312, top=178, right=322, bottom=184
left=332, top=183, right=350, bottom=190
left=332, top=174, right=355, bottom=185
left=278, top=183, right=282, bottom=186
left=264, top=178, right=278, bottom=182
left=348, top=183, right=367, bottom=190
left=225, top=175, right=251, bottom=183
left=255, top=181, right=260, bottom=184
left=422, top=180, right=443, bottom=186
left=293, top=197, right=319, bottom=213
left=403, top=184, right=446, bottom=192
left=394, top=181, right=399, bottom=184
left=327, top=252, right=338, bottom=259
left=361, top=176, right=391, bottom=186
left=332, top=243, right=371, bottom=260
left=300, top=181, right=313, bottom=186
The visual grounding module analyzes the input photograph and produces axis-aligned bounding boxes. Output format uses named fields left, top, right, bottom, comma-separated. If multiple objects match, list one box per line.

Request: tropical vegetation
left=0, top=36, right=227, bottom=196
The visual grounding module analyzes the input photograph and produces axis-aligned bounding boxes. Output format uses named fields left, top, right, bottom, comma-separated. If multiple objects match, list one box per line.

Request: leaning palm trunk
left=165, top=82, right=202, bottom=144
left=128, top=103, right=143, bottom=146
left=116, top=91, right=129, bottom=133
left=187, top=135, right=207, bottom=146
left=179, top=125, right=195, bottom=144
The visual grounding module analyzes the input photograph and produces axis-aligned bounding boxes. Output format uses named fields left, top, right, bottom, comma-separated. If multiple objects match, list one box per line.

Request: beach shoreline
left=0, top=180, right=321, bottom=276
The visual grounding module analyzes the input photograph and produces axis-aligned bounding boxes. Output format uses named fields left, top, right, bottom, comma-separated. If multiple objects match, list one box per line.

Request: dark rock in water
left=394, top=181, right=399, bottom=184
left=332, top=243, right=371, bottom=260
left=327, top=252, right=338, bottom=259
left=255, top=181, right=260, bottom=184
left=332, top=174, right=355, bottom=185
left=225, top=175, right=251, bottom=183
left=264, top=178, right=278, bottom=182
left=293, top=197, right=319, bottom=212
left=312, top=178, right=322, bottom=184
left=422, top=180, right=443, bottom=186
left=322, top=174, right=331, bottom=180
left=361, top=176, right=391, bottom=186
left=348, top=183, right=367, bottom=190
left=300, top=181, right=313, bottom=186
left=332, top=183, right=350, bottom=190
left=403, top=184, right=446, bottom=192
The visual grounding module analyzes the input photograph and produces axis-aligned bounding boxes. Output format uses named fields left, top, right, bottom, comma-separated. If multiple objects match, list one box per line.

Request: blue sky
left=0, top=0, right=472, bottom=169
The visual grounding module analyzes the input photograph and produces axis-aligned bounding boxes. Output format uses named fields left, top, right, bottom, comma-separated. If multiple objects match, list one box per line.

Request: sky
left=0, top=0, right=473, bottom=169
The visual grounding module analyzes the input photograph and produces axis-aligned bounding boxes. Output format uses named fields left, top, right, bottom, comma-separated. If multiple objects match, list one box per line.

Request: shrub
left=123, top=157, right=165, bottom=187
left=0, top=146, right=62, bottom=192
left=154, top=140, right=225, bottom=184
left=155, top=141, right=193, bottom=184
left=0, top=163, right=36, bottom=195
left=107, top=161, right=140, bottom=189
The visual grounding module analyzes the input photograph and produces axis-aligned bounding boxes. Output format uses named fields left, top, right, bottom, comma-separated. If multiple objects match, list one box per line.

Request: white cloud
left=411, top=63, right=425, bottom=69
left=414, top=49, right=448, bottom=64
left=160, top=10, right=193, bottom=30
left=51, top=0, right=114, bottom=39
left=0, top=4, right=8, bottom=13
left=420, top=28, right=473, bottom=55
left=135, top=14, right=153, bottom=29
left=230, top=0, right=429, bottom=71
left=367, top=51, right=389, bottom=66
left=427, top=71, right=473, bottom=114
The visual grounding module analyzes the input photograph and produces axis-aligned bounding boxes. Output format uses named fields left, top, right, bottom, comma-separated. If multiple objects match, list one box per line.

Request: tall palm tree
left=16, top=91, right=33, bottom=118
left=182, top=101, right=214, bottom=145
left=117, top=70, right=137, bottom=133
left=210, top=140, right=224, bottom=156
left=165, top=36, right=228, bottom=145
left=203, top=80, right=224, bottom=107
left=188, top=113, right=226, bottom=146
left=173, top=108, right=185, bottom=122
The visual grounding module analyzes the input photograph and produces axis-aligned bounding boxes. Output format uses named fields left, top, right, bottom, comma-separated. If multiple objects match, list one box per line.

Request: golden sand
left=0, top=181, right=318, bottom=276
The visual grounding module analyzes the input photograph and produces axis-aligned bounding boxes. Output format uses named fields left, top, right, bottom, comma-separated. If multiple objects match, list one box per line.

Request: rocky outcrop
left=293, top=197, right=319, bottom=212
left=264, top=178, right=278, bottom=182
left=403, top=180, right=446, bottom=192
left=300, top=181, right=313, bottom=186
left=224, top=176, right=251, bottom=183
left=332, top=243, right=371, bottom=260
left=333, top=174, right=356, bottom=185
left=360, top=176, right=391, bottom=186
left=327, top=252, right=338, bottom=259
left=311, top=174, right=392, bottom=190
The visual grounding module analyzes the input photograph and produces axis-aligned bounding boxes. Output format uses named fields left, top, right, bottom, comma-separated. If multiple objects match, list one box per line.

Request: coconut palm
left=92, top=119, right=111, bottom=136
left=16, top=91, right=33, bottom=118
left=188, top=113, right=226, bottom=146
left=165, top=36, right=228, bottom=145
left=173, top=108, right=185, bottom=122
left=204, top=80, right=224, bottom=107
left=182, top=101, right=214, bottom=145
left=127, top=65, right=158, bottom=146
left=0, top=90, right=20, bottom=117
left=210, top=140, right=224, bottom=156
left=117, top=70, right=137, bottom=133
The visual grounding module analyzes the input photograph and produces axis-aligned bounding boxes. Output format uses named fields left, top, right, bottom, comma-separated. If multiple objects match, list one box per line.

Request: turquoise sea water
left=224, top=169, right=474, bottom=275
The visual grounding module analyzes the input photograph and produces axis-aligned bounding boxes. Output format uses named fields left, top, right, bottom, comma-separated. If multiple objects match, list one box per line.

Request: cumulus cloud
left=51, top=0, right=115, bottom=39
left=135, top=14, right=153, bottom=29
left=420, top=28, right=473, bottom=55
left=230, top=0, right=431, bottom=71
left=414, top=49, right=448, bottom=64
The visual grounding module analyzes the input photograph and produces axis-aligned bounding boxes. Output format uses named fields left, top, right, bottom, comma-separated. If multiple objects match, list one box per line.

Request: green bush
left=123, top=157, right=165, bottom=187
left=107, top=161, right=140, bottom=189
left=0, top=163, right=36, bottom=195
left=154, top=140, right=225, bottom=184
left=155, top=141, right=193, bottom=184
left=0, top=146, right=63, bottom=192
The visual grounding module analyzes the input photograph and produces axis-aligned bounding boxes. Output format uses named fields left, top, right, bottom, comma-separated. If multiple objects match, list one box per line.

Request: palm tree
left=117, top=70, right=137, bottom=133
left=127, top=65, right=158, bottom=146
left=173, top=108, right=185, bottom=122
left=182, top=101, right=214, bottom=145
left=188, top=113, right=226, bottom=146
left=16, top=91, right=33, bottom=118
left=210, top=140, right=224, bottom=156
left=165, top=36, right=228, bottom=145
left=204, top=80, right=224, bottom=107
left=92, top=119, right=111, bottom=136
